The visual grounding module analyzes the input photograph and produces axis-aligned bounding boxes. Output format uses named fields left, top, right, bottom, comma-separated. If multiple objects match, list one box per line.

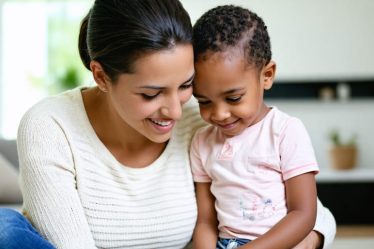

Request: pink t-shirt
left=190, top=107, right=319, bottom=240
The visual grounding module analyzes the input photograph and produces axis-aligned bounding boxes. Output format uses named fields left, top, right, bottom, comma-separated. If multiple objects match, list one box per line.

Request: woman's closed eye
left=140, top=82, right=192, bottom=100
left=180, top=82, right=193, bottom=90
left=141, top=92, right=160, bottom=100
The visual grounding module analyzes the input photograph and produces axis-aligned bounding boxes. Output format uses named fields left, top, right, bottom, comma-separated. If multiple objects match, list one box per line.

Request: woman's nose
left=160, top=94, right=182, bottom=120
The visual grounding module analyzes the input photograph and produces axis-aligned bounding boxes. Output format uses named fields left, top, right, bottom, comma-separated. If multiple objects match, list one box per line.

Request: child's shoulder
left=268, top=107, right=304, bottom=133
left=194, top=125, right=216, bottom=140
left=270, top=107, right=291, bottom=122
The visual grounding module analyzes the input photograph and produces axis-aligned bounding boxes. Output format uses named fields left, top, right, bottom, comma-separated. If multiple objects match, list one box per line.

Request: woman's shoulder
left=18, top=87, right=86, bottom=135
left=21, top=87, right=84, bottom=121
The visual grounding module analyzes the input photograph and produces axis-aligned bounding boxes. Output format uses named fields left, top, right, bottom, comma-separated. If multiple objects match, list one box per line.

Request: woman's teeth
left=150, top=119, right=172, bottom=127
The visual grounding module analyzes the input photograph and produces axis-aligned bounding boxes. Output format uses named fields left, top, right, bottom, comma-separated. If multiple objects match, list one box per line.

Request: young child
left=190, top=5, right=319, bottom=249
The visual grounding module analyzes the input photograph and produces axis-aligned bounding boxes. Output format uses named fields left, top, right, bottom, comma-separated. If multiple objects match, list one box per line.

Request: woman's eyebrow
left=139, top=72, right=195, bottom=90
left=183, top=72, right=195, bottom=84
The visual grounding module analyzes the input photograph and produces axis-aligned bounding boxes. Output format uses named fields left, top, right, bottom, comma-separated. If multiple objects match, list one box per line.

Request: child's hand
left=292, top=230, right=323, bottom=249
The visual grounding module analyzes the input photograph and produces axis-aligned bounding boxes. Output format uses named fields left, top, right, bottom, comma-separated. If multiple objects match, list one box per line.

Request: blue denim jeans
left=216, top=237, right=251, bottom=249
left=0, top=208, right=55, bottom=249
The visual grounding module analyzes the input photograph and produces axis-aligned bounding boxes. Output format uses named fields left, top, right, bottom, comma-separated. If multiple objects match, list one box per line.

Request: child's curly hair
left=193, top=5, right=272, bottom=69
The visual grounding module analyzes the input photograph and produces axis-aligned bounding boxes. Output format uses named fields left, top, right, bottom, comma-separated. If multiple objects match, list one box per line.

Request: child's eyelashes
left=197, top=99, right=210, bottom=106
left=196, top=95, right=243, bottom=106
left=226, top=96, right=242, bottom=103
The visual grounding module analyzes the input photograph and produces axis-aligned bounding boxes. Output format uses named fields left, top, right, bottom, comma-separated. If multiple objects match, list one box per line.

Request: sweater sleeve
left=314, top=198, right=336, bottom=248
left=17, top=110, right=98, bottom=249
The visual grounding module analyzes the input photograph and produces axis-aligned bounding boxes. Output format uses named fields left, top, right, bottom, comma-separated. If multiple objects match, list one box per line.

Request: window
left=0, top=0, right=91, bottom=139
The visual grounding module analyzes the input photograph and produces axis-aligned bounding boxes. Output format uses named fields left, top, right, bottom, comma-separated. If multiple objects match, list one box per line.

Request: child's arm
left=193, top=182, right=218, bottom=249
left=239, top=172, right=317, bottom=249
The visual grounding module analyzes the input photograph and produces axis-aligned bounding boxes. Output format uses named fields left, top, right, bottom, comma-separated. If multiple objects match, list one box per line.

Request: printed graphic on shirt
left=239, top=194, right=276, bottom=222
left=217, top=141, right=234, bottom=160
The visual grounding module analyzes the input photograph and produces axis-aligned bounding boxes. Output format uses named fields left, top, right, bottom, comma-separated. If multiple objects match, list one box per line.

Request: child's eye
left=226, top=96, right=242, bottom=103
left=141, top=92, right=160, bottom=100
left=197, top=99, right=210, bottom=106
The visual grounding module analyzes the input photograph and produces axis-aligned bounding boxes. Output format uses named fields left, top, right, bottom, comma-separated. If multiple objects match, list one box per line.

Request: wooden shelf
left=336, top=225, right=374, bottom=237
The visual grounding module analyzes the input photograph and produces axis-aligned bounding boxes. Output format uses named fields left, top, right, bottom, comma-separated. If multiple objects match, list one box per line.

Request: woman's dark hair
left=193, top=5, right=271, bottom=69
left=78, top=0, right=192, bottom=81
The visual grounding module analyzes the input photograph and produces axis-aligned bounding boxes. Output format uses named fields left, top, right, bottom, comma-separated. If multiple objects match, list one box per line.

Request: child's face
left=193, top=51, right=275, bottom=137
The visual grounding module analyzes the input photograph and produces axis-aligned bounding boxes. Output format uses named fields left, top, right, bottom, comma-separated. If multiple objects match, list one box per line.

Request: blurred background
left=0, top=0, right=91, bottom=139
left=0, top=0, right=373, bottom=248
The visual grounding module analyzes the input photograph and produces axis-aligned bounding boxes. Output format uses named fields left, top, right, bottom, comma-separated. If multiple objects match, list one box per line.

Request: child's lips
left=216, top=119, right=240, bottom=129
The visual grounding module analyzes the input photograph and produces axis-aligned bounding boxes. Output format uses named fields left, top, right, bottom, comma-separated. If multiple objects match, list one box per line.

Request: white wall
left=181, top=0, right=374, bottom=81
left=267, top=100, right=374, bottom=170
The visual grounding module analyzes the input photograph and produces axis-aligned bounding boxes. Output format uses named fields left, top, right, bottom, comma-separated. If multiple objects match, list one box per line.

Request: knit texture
left=17, top=88, right=205, bottom=249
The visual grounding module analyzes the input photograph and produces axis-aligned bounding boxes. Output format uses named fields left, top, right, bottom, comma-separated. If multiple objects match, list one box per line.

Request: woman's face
left=107, top=44, right=194, bottom=143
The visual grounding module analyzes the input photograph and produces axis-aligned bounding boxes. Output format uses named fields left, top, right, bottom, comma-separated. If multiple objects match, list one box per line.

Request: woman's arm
left=292, top=198, right=336, bottom=249
left=18, top=113, right=98, bottom=249
left=193, top=182, right=218, bottom=249
left=313, top=198, right=337, bottom=248
left=240, top=173, right=317, bottom=249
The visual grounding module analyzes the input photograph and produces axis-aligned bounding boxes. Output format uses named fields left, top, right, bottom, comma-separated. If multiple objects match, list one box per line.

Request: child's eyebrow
left=192, top=92, right=205, bottom=98
left=223, top=87, right=245, bottom=94
left=193, top=87, right=245, bottom=98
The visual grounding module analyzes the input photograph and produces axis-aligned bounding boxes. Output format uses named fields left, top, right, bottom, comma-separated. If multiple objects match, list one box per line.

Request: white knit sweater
left=17, top=88, right=336, bottom=249
left=18, top=88, right=204, bottom=249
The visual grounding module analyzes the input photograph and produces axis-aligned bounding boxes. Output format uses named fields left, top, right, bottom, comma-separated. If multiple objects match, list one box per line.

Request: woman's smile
left=148, top=118, right=175, bottom=133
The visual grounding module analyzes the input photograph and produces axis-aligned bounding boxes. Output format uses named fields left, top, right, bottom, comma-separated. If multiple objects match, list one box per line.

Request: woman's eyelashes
left=180, top=82, right=193, bottom=90
left=141, top=92, right=160, bottom=100
left=140, top=83, right=193, bottom=100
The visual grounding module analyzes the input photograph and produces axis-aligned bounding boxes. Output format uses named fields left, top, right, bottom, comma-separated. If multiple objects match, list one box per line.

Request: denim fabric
left=0, top=208, right=55, bottom=249
left=216, top=237, right=251, bottom=249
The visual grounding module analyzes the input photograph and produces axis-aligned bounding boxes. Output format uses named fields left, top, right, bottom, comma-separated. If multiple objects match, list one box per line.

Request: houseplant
left=328, top=129, right=358, bottom=170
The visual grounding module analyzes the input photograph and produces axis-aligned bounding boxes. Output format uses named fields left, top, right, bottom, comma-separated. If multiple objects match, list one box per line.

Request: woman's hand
left=292, top=230, right=323, bottom=249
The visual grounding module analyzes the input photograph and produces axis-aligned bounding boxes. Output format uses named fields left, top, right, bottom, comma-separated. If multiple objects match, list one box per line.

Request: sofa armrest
left=0, top=139, right=18, bottom=169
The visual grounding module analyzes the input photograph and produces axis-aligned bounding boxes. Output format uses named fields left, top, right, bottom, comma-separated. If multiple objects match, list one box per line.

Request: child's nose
left=211, top=104, right=230, bottom=121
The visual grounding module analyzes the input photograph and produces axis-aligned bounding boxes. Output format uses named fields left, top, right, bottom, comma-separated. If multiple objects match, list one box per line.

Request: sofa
left=0, top=139, right=23, bottom=206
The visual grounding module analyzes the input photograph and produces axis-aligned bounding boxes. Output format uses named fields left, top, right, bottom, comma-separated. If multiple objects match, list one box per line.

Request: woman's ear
left=261, top=61, right=276, bottom=90
left=90, top=61, right=110, bottom=93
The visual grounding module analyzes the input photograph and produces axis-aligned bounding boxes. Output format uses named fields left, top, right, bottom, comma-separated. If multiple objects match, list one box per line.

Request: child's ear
left=261, top=61, right=276, bottom=90
left=90, top=61, right=111, bottom=93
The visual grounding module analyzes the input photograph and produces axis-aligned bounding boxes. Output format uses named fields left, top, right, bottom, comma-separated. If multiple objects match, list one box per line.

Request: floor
left=1, top=205, right=374, bottom=248
left=331, top=226, right=374, bottom=249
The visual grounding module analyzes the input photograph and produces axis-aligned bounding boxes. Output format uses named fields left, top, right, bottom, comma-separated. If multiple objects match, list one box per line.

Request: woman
left=0, top=0, right=335, bottom=248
